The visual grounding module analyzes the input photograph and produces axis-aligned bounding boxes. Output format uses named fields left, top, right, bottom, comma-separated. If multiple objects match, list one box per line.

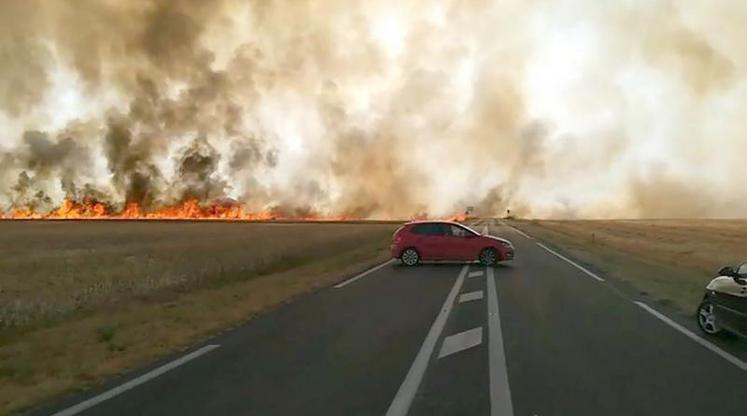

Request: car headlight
left=500, top=241, right=512, bottom=248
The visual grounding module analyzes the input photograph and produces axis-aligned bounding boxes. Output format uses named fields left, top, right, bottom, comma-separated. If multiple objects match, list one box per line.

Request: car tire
left=478, top=248, right=498, bottom=267
left=697, top=301, right=722, bottom=335
left=400, top=248, right=420, bottom=266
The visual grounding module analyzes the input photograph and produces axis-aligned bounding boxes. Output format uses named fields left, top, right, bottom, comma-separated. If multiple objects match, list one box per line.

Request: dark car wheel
left=697, top=301, right=722, bottom=335
left=400, top=248, right=420, bottom=266
left=479, top=248, right=498, bottom=267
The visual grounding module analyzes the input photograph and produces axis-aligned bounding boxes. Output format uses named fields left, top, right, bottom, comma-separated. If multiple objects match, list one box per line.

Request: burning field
left=2, top=1, right=747, bottom=219
left=0, top=220, right=398, bottom=413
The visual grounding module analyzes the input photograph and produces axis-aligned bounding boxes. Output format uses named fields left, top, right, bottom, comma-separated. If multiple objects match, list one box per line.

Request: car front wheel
left=697, top=301, right=721, bottom=335
left=479, top=248, right=498, bottom=267
left=400, top=248, right=420, bottom=266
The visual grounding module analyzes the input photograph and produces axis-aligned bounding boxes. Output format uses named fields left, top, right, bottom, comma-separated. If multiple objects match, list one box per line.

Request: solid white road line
left=535, top=241, right=745, bottom=371
left=634, top=301, right=747, bottom=371
left=468, top=270, right=485, bottom=278
left=506, top=225, right=532, bottom=239
left=459, top=290, right=484, bottom=303
left=52, top=344, right=220, bottom=416
left=333, top=259, right=395, bottom=288
left=482, top=225, right=489, bottom=235
left=486, top=267, right=515, bottom=416
left=386, top=265, right=469, bottom=416
left=438, top=327, right=483, bottom=358
left=536, top=243, right=605, bottom=282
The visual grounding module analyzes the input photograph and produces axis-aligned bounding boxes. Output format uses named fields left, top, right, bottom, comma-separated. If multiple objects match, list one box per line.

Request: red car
left=390, top=221, right=514, bottom=266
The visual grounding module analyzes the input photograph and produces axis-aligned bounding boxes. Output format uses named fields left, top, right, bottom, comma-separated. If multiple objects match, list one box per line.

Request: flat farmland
left=0, top=220, right=399, bottom=413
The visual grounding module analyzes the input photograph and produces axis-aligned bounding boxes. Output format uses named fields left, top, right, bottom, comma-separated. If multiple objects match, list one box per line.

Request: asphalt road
left=38, top=221, right=747, bottom=416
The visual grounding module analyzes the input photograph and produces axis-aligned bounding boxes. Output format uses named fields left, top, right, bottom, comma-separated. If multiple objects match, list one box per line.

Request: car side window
left=738, top=263, right=747, bottom=276
left=411, top=224, right=427, bottom=235
left=429, top=224, right=448, bottom=236
left=411, top=224, right=445, bottom=236
left=449, top=225, right=469, bottom=237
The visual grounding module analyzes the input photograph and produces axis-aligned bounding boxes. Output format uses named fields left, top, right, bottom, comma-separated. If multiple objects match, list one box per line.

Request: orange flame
left=446, top=212, right=470, bottom=222
left=0, top=199, right=472, bottom=222
left=1, top=198, right=367, bottom=221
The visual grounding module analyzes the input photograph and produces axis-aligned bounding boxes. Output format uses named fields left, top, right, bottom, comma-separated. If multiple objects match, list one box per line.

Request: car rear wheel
left=478, top=248, right=498, bottom=267
left=697, top=301, right=721, bottom=335
left=400, top=248, right=420, bottom=266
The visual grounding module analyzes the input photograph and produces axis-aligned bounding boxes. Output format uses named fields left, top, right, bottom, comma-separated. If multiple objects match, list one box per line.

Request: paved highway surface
left=37, top=221, right=747, bottom=416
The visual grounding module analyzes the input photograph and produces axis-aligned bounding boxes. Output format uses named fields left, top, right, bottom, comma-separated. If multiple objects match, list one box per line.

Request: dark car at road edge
left=697, top=263, right=747, bottom=339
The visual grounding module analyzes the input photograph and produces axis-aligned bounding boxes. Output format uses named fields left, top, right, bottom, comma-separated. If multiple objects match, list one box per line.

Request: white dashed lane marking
left=385, top=266, right=469, bottom=416
left=438, top=327, right=483, bottom=358
left=459, top=290, right=484, bottom=303
left=468, top=270, right=484, bottom=278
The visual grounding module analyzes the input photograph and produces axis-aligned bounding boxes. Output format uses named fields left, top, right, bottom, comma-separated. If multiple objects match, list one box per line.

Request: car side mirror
left=718, top=266, right=735, bottom=277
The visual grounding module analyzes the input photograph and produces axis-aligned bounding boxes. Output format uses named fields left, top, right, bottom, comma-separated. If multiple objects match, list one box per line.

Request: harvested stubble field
left=509, top=219, right=747, bottom=315
left=0, top=220, right=399, bottom=414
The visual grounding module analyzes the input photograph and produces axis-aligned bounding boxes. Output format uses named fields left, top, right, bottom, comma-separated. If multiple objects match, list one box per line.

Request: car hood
left=483, top=235, right=514, bottom=247
left=706, top=276, right=747, bottom=297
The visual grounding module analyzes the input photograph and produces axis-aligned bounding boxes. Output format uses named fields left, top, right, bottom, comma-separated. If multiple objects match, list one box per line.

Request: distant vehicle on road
left=390, top=221, right=514, bottom=266
left=697, top=263, right=747, bottom=338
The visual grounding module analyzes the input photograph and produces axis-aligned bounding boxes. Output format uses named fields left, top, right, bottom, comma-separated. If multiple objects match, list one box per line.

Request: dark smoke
left=174, top=137, right=226, bottom=202
left=102, top=115, right=162, bottom=207
left=1, top=1, right=746, bottom=218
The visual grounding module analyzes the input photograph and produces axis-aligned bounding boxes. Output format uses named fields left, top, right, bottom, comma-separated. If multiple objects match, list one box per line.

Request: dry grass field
left=0, top=221, right=399, bottom=414
left=509, top=219, right=747, bottom=315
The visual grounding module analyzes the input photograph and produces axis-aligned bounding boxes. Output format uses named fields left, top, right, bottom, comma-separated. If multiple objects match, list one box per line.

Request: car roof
left=406, top=220, right=463, bottom=226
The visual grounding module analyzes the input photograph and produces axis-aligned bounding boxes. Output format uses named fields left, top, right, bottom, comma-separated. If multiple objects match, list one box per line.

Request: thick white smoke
left=1, top=0, right=746, bottom=218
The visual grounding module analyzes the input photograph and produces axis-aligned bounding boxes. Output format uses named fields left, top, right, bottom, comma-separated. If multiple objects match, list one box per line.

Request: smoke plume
left=1, top=0, right=746, bottom=218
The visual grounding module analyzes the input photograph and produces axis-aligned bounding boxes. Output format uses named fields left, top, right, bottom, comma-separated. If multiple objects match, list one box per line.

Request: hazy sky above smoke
left=1, top=0, right=746, bottom=218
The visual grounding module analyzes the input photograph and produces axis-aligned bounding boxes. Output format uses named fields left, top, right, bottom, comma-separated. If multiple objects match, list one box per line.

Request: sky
left=1, top=0, right=746, bottom=218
